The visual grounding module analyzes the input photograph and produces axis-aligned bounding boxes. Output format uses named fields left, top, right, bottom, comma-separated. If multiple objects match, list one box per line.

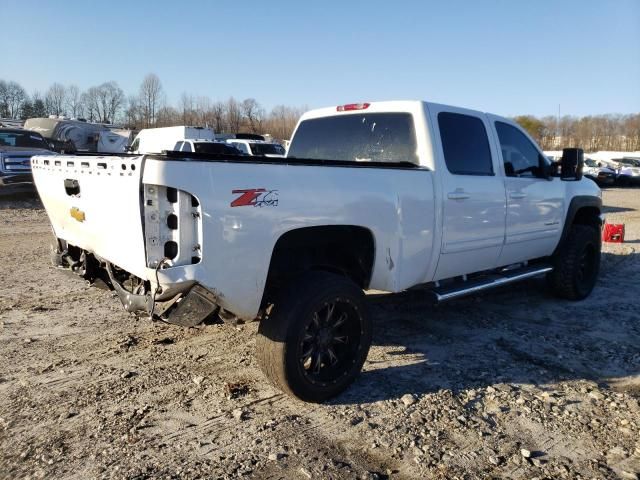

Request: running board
left=430, top=265, right=553, bottom=303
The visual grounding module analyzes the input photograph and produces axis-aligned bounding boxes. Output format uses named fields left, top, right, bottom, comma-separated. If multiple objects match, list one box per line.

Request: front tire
left=548, top=224, right=601, bottom=300
left=256, top=271, right=372, bottom=402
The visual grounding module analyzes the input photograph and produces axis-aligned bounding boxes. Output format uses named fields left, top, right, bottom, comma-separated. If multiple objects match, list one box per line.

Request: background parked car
left=0, top=129, right=54, bottom=194
left=171, top=139, right=245, bottom=155
left=24, top=117, right=131, bottom=154
left=226, top=139, right=286, bottom=157
left=583, top=158, right=616, bottom=186
left=614, top=157, right=640, bottom=186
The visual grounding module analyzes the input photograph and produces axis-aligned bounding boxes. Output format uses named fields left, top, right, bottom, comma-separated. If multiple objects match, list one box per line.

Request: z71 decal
left=231, top=189, right=279, bottom=207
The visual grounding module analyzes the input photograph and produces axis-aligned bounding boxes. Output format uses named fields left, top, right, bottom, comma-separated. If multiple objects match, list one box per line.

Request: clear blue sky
left=3, top=0, right=639, bottom=117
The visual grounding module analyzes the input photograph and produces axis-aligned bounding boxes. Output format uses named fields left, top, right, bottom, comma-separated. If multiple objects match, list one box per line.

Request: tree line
left=514, top=114, right=640, bottom=152
left=2, top=75, right=639, bottom=149
left=0, top=74, right=305, bottom=140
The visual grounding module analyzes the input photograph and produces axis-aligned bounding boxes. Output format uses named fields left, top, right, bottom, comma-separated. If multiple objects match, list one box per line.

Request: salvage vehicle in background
left=172, top=139, right=245, bottom=155
left=614, top=157, right=640, bottom=187
left=583, top=158, right=616, bottom=186
left=32, top=100, right=603, bottom=402
left=24, top=117, right=131, bottom=154
left=0, top=128, right=54, bottom=194
left=226, top=139, right=286, bottom=157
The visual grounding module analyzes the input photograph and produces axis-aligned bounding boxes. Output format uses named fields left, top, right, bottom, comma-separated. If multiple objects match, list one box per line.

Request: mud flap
left=163, top=285, right=218, bottom=327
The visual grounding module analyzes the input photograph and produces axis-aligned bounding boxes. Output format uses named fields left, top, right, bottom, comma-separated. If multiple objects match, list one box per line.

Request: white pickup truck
left=32, top=101, right=603, bottom=402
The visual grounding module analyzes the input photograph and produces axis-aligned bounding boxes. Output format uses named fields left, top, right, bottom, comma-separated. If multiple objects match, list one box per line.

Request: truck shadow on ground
left=602, top=205, right=636, bottom=214
left=331, top=250, right=640, bottom=405
left=0, top=191, right=42, bottom=210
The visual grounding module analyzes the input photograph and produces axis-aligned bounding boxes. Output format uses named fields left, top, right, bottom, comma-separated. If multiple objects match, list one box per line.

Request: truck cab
left=288, top=102, right=600, bottom=281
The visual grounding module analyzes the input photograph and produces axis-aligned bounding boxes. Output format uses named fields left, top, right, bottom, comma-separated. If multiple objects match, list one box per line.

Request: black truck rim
left=297, top=299, right=362, bottom=385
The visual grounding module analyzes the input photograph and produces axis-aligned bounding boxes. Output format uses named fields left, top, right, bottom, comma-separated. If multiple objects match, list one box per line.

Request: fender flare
left=554, top=195, right=603, bottom=255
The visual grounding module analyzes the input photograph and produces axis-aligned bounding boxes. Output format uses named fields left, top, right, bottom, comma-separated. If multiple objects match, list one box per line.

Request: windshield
left=0, top=130, right=49, bottom=149
left=287, top=113, right=418, bottom=164
left=249, top=143, right=285, bottom=156
left=585, top=159, right=597, bottom=167
left=193, top=142, right=243, bottom=154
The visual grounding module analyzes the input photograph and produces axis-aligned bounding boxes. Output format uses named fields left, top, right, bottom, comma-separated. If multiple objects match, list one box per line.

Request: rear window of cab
left=287, top=113, right=418, bottom=164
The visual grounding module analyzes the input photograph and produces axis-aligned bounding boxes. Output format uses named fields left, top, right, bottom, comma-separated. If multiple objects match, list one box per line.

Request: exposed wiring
left=149, top=258, right=170, bottom=321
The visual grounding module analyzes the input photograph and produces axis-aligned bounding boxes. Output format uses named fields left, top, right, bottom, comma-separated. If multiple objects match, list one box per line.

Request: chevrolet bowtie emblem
left=70, top=207, right=85, bottom=222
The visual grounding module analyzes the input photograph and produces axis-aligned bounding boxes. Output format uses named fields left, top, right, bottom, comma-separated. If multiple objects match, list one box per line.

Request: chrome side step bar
left=430, top=265, right=553, bottom=303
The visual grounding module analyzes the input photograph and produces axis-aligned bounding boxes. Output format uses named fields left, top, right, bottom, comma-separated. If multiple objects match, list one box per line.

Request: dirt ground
left=0, top=188, right=639, bottom=480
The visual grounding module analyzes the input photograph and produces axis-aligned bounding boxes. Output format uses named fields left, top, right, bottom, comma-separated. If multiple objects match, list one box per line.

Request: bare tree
left=45, top=83, right=67, bottom=116
left=65, top=85, right=83, bottom=118
left=264, top=105, right=304, bottom=140
left=105, top=82, right=125, bottom=124
left=0, top=80, right=8, bottom=117
left=123, top=95, right=141, bottom=128
left=225, top=97, right=242, bottom=133
left=156, top=106, right=180, bottom=127
left=196, top=96, right=212, bottom=126
left=138, top=73, right=164, bottom=128
left=513, top=113, right=640, bottom=152
left=241, top=98, right=265, bottom=133
left=82, top=81, right=124, bottom=123
left=211, top=101, right=226, bottom=133
left=179, top=93, right=196, bottom=125
left=624, top=114, right=640, bottom=151
left=0, top=81, right=27, bottom=118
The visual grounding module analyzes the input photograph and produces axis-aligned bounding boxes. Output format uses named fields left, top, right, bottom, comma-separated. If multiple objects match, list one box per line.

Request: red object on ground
left=602, top=223, right=625, bottom=243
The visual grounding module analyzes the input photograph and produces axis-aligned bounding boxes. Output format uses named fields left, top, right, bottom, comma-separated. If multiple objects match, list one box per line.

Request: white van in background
left=129, top=126, right=215, bottom=154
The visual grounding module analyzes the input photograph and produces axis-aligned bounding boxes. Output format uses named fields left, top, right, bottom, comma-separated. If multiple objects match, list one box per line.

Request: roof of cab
left=298, top=100, right=510, bottom=124
left=299, top=101, right=426, bottom=121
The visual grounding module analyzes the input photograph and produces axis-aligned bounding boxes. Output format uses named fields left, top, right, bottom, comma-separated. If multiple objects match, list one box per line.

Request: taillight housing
left=143, top=184, right=202, bottom=268
left=337, top=103, right=370, bottom=112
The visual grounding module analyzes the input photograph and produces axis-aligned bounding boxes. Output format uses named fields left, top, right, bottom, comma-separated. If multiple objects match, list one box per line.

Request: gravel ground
left=0, top=188, right=639, bottom=480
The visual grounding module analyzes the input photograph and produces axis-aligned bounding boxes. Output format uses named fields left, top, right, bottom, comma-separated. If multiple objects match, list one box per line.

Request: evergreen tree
left=32, top=99, right=47, bottom=118
left=20, top=99, right=34, bottom=120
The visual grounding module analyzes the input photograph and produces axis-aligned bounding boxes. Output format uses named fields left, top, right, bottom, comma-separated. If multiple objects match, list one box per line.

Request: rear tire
left=548, top=224, right=600, bottom=300
left=256, top=271, right=371, bottom=402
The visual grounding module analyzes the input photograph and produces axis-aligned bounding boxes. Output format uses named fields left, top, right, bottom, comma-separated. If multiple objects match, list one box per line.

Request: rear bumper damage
left=53, top=240, right=219, bottom=327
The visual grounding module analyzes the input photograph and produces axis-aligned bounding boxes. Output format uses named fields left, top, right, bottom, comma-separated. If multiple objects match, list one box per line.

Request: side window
left=495, top=122, right=545, bottom=178
left=234, top=142, right=249, bottom=154
left=181, top=142, right=192, bottom=152
left=173, top=141, right=183, bottom=151
left=131, top=137, right=140, bottom=151
left=438, top=112, right=493, bottom=175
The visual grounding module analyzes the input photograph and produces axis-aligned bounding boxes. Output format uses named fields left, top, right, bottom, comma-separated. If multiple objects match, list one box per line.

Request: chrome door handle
left=447, top=192, right=470, bottom=200
left=509, top=192, right=527, bottom=199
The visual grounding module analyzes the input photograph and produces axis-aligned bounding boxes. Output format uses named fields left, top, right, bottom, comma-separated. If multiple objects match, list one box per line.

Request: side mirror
left=560, top=148, right=584, bottom=181
left=124, top=145, right=133, bottom=153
